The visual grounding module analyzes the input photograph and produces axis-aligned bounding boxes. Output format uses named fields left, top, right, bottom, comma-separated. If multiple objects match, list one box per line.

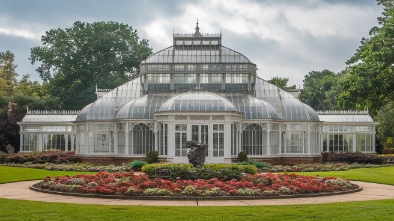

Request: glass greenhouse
left=18, top=22, right=378, bottom=164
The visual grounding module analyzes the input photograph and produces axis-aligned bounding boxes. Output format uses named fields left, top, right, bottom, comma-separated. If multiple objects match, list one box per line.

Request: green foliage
left=299, top=69, right=339, bottom=110
left=238, top=151, right=248, bottom=162
left=0, top=151, right=82, bottom=164
left=142, top=163, right=257, bottom=180
left=240, top=161, right=270, bottom=169
left=127, top=160, right=147, bottom=170
left=375, top=101, right=394, bottom=147
left=30, top=21, right=152, bottom=109
left=268, top=77, right=297, bottom=91
left=340, top=0, right=394, bottom=116
left=146, top=150, right=159, bottom=164
left=0, top=50, right=18, bottom=96
left=321, top=152, right=384, bottom=164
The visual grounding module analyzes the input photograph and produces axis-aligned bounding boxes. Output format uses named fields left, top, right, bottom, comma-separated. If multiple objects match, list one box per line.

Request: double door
left=174, top=124, right=224, bottom=163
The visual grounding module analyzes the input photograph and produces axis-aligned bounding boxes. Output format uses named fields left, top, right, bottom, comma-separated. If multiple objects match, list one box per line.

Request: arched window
left=242, top=124, right=264, bottom=155
left=131, top=123, right=155, bottom=155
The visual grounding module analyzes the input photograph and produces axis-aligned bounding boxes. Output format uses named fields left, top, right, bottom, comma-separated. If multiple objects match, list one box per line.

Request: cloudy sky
left=0, top=0, right=383, bottom=87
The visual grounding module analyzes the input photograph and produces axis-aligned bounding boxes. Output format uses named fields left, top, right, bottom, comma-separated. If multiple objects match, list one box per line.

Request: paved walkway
left=1, top=181, right=394, bottom=206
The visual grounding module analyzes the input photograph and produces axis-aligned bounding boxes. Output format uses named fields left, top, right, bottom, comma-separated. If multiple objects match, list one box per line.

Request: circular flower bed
left=32, top=172, right=359, bottom=199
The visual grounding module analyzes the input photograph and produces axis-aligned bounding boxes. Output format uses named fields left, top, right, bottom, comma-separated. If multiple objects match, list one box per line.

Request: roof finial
left=194, top=18, right=202, bottom=37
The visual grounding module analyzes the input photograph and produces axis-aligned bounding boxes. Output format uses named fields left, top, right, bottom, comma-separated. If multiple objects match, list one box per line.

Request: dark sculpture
left=185, top=140, right=207, bottom=167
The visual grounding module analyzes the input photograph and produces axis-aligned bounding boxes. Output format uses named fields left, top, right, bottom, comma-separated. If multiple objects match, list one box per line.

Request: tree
left=0, top=51, right=18, bottom=96
left=30, top=21, right=152, bottom=109
left=268, top=77, right=297, bottom=91
left=375, top=100, right=394, bottom=149
left=14, top=74, right=46, bottom=97
left=299, top=70, right=337, bottom=110
left=340, top=0, right=394, bottom=116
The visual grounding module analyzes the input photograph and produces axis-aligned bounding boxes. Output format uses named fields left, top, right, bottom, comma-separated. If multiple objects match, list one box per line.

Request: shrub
left=238, top=151, right=248, bottom=162
left=240, top=161, right=270, bottom=169
left=142, top=163, right=257, bottom=180
left=322, top=152, right=384, bottom=164
left=0, top=151, right=82, bottom=164
left=146, top=151, right=159, bottom=164
left=127, top=160, right=147, bottom=170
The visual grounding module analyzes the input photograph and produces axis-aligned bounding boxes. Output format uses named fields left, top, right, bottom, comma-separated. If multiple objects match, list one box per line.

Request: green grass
left=0, top=166, right=94, bottom=184
left=0, top=198, right=393, bottom=221
left=1, top=165, right=394, bottom=221
left=293, top=166, right=394, bottom=185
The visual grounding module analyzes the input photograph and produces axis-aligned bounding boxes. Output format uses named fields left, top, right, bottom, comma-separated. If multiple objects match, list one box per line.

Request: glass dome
left=116, top=93, right=172, bottom=119
left=141, top=45, right=252, bottom=64
left=76, top=78, right=142, bottom=121
left=254, top=77, right=320, bottom=121
left=224, top=93, right=278, bottom=119
left=158, top=91, right=237, bottom=112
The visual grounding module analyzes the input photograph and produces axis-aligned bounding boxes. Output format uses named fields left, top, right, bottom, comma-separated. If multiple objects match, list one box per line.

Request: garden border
left=30, top=183, right=361, bottom=201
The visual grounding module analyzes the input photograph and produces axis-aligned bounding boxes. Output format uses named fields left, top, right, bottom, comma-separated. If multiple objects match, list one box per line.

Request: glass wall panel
left=159, top=123, right=168, bottom=155
left=132, top=124, right=154, bottom=155
left=242, top=124, right=263, bottom=155
left=175, top=124, right=187, bottom=157
left=213, top=124, right=224, bottom=157
left=22, top=134, right=38, bottom=151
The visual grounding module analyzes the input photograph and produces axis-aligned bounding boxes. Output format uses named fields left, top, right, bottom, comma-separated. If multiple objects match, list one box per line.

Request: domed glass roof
left=159, top=91, right=237, bottom=112
left=76, top=78, right=142, bottom=121
left=116, top=93, right=171, bottom=119
left=141, top=46, right=252, bottom=64
left=225, top=93, right=278, bottom=119
left=254, top=77, right=320, bottom=121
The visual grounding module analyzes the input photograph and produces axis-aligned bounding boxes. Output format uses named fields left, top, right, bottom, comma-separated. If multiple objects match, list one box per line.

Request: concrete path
left=1, top=181, right=394, bottom=206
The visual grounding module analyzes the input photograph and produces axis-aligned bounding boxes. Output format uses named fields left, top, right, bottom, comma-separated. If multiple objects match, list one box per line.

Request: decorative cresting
left=158, top=91, right=237, bottom=112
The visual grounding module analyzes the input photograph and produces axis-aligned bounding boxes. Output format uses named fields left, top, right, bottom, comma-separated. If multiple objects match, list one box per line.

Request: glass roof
left=141, top=46, right=252, bottom=64
left=22, top=115, right=78, bottom=122
left=254, top=77, right=320, bottom=121
left=77, top=78, right=142, bottom=121
left=318, top=115, right=374, bottom=123
left=224, top=93, right=278, bottom=119
left=116, top=93, right=172, bottom=119
left=159, top=91, right=237, bottom=112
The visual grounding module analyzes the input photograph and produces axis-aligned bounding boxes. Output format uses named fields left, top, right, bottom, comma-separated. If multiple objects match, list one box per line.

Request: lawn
left=0, top=166, right=94, bottom=184
left=0, top=165, right=394, bottom=221
left=293, top=166, right=394, bottom=185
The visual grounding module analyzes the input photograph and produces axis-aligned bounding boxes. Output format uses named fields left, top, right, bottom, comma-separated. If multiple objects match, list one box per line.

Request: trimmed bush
left=126, top=160, right=147, bottom=170
left=240, top=161, right=270, bottom=169
left=0, top=151, right=81, bottom=164
left=322, top=152, right=384, bottom=164
left=238, top=151, right=248, bottom=162
left=146, top=151, right=159, bottom=164
left=142, top=163, right=257, bottom=180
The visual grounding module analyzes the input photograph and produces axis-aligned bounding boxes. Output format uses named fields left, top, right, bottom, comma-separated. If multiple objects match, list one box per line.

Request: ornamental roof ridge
left=26, top=110, right=81, bottom=115
left=173, top=20, right=221, bottom=38
left=316, top=110, right=369, bottom=115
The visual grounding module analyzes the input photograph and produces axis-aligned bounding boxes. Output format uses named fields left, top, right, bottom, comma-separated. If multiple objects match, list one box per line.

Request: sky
left=0, top=0, right=384, bottom=87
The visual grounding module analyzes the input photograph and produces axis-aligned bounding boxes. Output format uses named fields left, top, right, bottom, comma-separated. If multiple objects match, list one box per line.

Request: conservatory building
left=18, top=23, right=378, bottom=164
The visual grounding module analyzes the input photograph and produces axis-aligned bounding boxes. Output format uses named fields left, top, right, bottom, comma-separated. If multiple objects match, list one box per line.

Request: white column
left=20, top=132, right=23, bottom=152
left=307, top=124, right=311, bottom=155
left=266, top=122, right=271, bottom=156
left=125, top=122, right=129, bottom=155
left=224, top=120, right=231, bottom=158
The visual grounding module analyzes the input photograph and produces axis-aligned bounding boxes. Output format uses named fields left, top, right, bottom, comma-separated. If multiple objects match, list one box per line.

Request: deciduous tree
left=30, top=21, right=152, bottom=109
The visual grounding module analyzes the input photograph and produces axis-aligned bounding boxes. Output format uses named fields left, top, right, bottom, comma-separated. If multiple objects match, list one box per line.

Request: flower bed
left=4, top=162, right=387, bottom=173
left=32, top=172, right=358, bottom=199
